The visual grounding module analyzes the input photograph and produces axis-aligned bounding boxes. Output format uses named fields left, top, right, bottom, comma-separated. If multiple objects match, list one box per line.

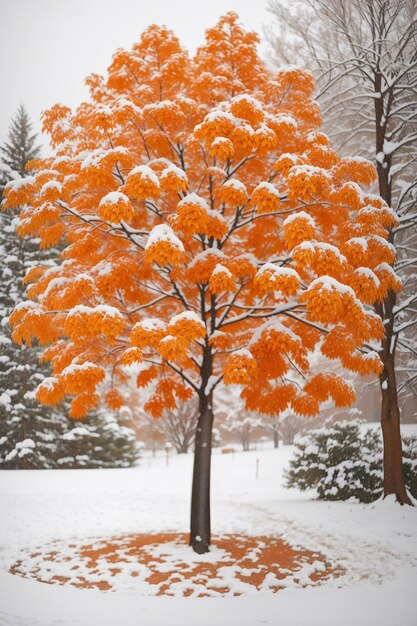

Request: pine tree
left=0, top=104, right=41, bottom=179
left=56, top=410, right=139, bottom=469
left=0, top=214, right=69, bottom=468
left=0, top=106, right=66, bottom=469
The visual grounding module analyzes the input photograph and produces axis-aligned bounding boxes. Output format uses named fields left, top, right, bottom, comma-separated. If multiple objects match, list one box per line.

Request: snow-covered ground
left=1, top=440, right=417, bottom=626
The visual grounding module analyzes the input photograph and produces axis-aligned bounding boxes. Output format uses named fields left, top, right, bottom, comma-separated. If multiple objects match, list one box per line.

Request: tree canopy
left=2, top=13, right=395, bottom=423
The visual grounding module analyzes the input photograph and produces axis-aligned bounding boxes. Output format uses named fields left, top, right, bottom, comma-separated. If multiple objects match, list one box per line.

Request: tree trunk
left=379, top=326, right=411, bottom=505
left=273, top=429, right=279, bottom=449
left=189, top=391, right=214, bottom=553
left=373, top=77, right=410, bottom=505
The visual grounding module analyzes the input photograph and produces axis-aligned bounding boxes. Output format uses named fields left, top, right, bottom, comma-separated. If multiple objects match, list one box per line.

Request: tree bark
left=189, top=391, right=214, bottom=553
left=378, top=295, right=411, bottom=504
left=273, top=429, right=279, bottom=449
left=373, top=73, right=411, bottom=505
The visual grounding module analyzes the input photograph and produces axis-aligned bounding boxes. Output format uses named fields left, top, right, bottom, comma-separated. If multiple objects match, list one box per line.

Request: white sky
left=0, top=0, right=273, bottom=151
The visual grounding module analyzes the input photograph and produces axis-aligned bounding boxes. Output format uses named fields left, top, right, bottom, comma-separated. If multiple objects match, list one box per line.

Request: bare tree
left=224, top=413, right=263, bottom=451
left=140, top=400, right=198, bottom=454
left=279, top=412, right=307, bottom=445
left=267, top=0, right=417, bottom=504
left=263, top=413, right=281, bottom=448
left=215, top=385, right=262, bottom=451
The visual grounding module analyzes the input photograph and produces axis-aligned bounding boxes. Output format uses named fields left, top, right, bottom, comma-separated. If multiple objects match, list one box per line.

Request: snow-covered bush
left=285, top=421, right=383, bottom=502
left=285, top=421, right=417, bottom=503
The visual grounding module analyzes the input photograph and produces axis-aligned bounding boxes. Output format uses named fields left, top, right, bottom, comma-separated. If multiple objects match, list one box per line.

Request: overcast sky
left=0, top=0, right=272, bottom=152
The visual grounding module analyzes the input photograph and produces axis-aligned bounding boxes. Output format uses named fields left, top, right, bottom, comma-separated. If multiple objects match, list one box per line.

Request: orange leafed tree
left=3, top=13, right=398, bottom=553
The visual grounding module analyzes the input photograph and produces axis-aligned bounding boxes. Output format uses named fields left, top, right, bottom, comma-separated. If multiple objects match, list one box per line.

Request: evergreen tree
left=0, top=104, right=41, bottom=179
left=0, top=220, right=68, bottom=468
left=0, top=107, right=68, bottom=469
left=56, top=410, right=140, bottom=469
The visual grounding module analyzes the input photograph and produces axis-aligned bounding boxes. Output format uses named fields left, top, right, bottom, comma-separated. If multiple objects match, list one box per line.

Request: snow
left=0, top=444, right=416, bottom=625
left=61, top=361, right=99, bottom=377
left=4, top=176, right=35, bottom=191
left=288, top=165, right=330, bottom=181
left=382, top=140, right=399, bottom=156
left=231, top=94, right=263, bottom=111
left=375, top=262, right=398, bottom=278
left=146, top=224, right=184, bottom=251
left=253, top=181, right=281, bottom=198
left=178, top=192, right=210, bottom=211
left=232, top=348, right=255, bottom=360
left=271, top=113, right=298, bottom=129
left=362, top=350, right=381, bottom=362
left=249, top=319, right=300, bottom=346
left=307, top=275, right=357, bottom=297
left=80, top=149, right=106, bottom=169
left=188, top=248, right=225, bottom=268
left=204, top=374, right=222, bottom=395
left=235, top=253, right=258, bottom=267
left=62, top=427, right=97, bottom=441
left=283, top=211, right=316, bottom=227
left=170, top=311, right=205, bottom=328
left=11, top=300, right=38, bottom=313
left=204, top=110, right=239, bottom=126
left=355, top=267, right=380, bottom=286
left=211, top=263, right=232, bottom=278
left=15, top=439, right=35, bottom=450
left=276, top=152, right=300, bottom=166
left=211, top=136, right=231, bottom=147
left=97, top=105, right=113, bottom=117
left=206, top=207, right=228, bottom=226
left=40, top=276, right=72, bottom=300
left=40, top=181, right=62, bottom=194
left=52, top=156, right=72, bottom=167
left=311, top=242, right=347, bottom=264
left=128, top=165, right=160, bottom=187
left=132, top=318, right=166, bottom=331
left=67, top=304, right=123, bottom=318
left=257, top=263, right=300, bottom=279
left=220, top=179, right=247, bottom=191
left=147, top=541, right=228, bottom=565
left=159, top=334, right=177, bottom=346
left=100, top=191, right=130, bottom=205
left=161, top=163, right=187, bottom=181
left=348, top=237, right=368, bottom=251
left=369, top=235, right=396, bottom=256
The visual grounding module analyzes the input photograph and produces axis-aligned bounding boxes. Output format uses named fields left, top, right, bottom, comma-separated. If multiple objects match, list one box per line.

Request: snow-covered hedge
left=285, top=421, right=417, bottom=502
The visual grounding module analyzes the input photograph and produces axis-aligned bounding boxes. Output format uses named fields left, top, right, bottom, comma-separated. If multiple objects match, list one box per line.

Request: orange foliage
left=3, top=13, right=396, bottom=420
left=105, top=389, right=125, bottom=410
left=223, top=350, right=258, bottom=384
left=98, top=192, right=133, bottom=223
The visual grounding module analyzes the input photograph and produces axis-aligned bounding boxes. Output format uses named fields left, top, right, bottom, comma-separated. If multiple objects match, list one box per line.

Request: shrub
left=285, top=421, right=416, bottom=503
